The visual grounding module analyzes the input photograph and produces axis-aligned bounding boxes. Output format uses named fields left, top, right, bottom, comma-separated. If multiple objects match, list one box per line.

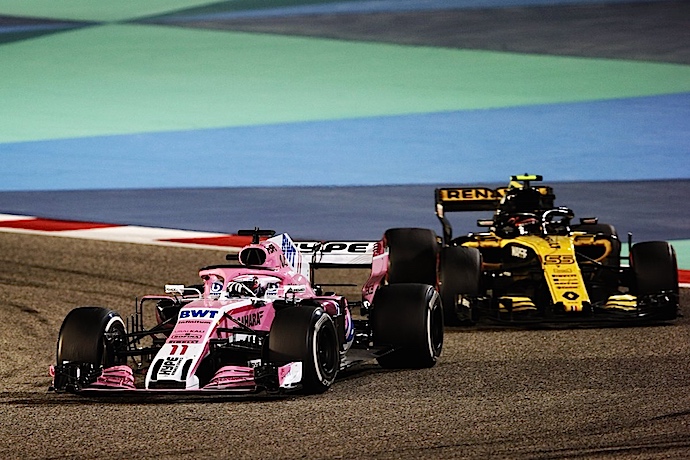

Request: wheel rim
left=429, top=295, right=444, bottom=357
left=315, top=323, right=338, bottom=379
left=102, top=318, right=126, bottom=367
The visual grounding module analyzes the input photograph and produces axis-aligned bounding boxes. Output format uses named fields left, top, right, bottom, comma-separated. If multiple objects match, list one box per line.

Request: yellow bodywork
left=462, top=234, right=614, bottom=313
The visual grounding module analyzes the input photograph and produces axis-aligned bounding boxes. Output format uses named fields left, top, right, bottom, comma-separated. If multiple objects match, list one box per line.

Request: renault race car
left=388, top=175, right=679, bottom=326
left=50, top=228, right=443, bottom=394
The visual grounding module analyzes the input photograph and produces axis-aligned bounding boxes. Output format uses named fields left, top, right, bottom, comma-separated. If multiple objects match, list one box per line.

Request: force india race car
left=392, top=175, right=679, bottom=326
left=50, top=228, right=443, bottom=394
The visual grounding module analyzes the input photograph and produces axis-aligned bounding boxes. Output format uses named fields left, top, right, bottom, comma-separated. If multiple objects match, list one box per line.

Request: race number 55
left=544, top=254, right=575, bottom=264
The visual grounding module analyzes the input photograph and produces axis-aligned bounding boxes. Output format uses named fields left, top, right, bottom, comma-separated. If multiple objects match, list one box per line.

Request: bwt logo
left=180, top=309, right=219, bottom=319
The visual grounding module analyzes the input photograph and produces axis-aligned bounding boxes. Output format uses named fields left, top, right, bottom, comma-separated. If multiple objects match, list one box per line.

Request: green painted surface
left=670, top=240, right=690, bottom=270
left=0, top=0, right=220, bottom=22
left=2, top=24, right=690, bottom=143
left=622, top=240, right=690, bottom=270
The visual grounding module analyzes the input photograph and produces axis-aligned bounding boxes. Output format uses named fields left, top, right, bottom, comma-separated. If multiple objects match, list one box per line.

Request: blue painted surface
left=0, top=24, right=81, bottom=33
left=155, top=0, right=672, bottom=20
left=3, top=93, right=688, bottom=191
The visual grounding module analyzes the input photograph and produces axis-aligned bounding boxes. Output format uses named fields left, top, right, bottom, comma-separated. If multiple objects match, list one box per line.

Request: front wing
left=50, top=361, right=303, bottom=394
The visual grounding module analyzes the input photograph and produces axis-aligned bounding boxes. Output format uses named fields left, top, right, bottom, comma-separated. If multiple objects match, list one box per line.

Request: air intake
left=239, top=247, right=267, bottom=266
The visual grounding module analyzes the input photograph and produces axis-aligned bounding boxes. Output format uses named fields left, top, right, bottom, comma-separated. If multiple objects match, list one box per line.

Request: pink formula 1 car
left=50, top=228, right=443, bottom=394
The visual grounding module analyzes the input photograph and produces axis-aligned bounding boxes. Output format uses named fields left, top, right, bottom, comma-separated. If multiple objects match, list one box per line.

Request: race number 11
left=170, top=345, right=189, bottom=355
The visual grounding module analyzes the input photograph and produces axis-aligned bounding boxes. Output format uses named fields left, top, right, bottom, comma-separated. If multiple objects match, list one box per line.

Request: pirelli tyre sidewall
left=385, top=228, right=439, bottom=286
left=56, top=306, right=127, bottom=367
left=372, top=283, right=443, bottom=369
left=267, top=306, right=340, bottom=394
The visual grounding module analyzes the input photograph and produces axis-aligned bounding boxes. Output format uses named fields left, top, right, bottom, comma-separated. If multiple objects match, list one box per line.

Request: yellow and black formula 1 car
left=397, top=174, right=678, bottom=326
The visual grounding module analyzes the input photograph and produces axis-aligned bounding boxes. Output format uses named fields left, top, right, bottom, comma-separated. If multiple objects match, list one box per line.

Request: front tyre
left=268, top=306, right=340, bottom=394
left=631, top=241, right=678, bottom=295
left=56, top=306, right=127, bottom=367
left=371, top=284, right=443, bottom=369
left=631, top=241, right=678, bottom=320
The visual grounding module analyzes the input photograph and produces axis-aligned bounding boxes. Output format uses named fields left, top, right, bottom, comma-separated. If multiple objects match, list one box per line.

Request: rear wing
left=435, top=175, right=554, bottom=243
left=435, top=186, right=554, bottom=213
left=296, top=241, right=377, bottom=298
left=296, top=241, right=376, bottom=268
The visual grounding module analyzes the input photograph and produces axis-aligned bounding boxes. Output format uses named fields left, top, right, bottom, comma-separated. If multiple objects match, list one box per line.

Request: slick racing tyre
left=385, top=228, right=439, bottom=286
left=371, top=284, right=443, bottom=369
left=439, top=246, right=482, bottom=326
left=268, top=306, right=340, bottom=394
left=631, top=241, right=678, bottom=296
left=56, top=306, right=127, bottom=367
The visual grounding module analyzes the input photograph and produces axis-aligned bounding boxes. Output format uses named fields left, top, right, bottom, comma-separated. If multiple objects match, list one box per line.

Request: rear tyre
left=268, top=306, right=340, bottom=394
left=385, top=228, right=439, bottom=286
left=56, top=306, right=127, bottom=367
left=439, top=246, right=482, bottom=326
left=371, top=284, right=443, bottom=369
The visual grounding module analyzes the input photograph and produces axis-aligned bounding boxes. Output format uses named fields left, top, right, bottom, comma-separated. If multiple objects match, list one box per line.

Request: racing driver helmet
left=498, top=187, right=547, bottom=215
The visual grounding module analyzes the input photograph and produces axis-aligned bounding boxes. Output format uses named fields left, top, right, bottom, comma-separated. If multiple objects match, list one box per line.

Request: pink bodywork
left=362, top=240, right=389, bottom=304
left=88, top=233, right=378, bottom=392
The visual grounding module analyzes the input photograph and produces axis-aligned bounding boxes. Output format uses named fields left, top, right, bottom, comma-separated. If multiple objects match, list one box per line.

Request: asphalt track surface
left=1, top=232, right=690, bottom=460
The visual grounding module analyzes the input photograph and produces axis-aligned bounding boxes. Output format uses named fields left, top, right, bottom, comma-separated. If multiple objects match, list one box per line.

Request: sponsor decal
left=363, top=282, right=376, bottom=296
left=563, top=291, right=580, bottom=300
left=297, top=242, right=373, bottom=254
left=180, top=309, right=219, bottom=319
left=281, top=234, right=298, bottom=269
left=344, top=308, right=354, bottom=344
left=511, top=246, right=528, bottom=259
left=168, top=333, right=203, bottom=343
left=440, top=186, right=551, bottom=202
left=236, top=310, right=265, bottom=328
left=296, top=242, right=319, bottom=253
left=158, top=356, right=183, bottom=376
left=553, top=268, right=574, bottom=274
left=322, top=242, right=369, bottom=253
left=441, top=187, right=500, bottom=201
left=210, top=282, right=223, bottom=294
left=278, top=362, right=303, bottom=389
